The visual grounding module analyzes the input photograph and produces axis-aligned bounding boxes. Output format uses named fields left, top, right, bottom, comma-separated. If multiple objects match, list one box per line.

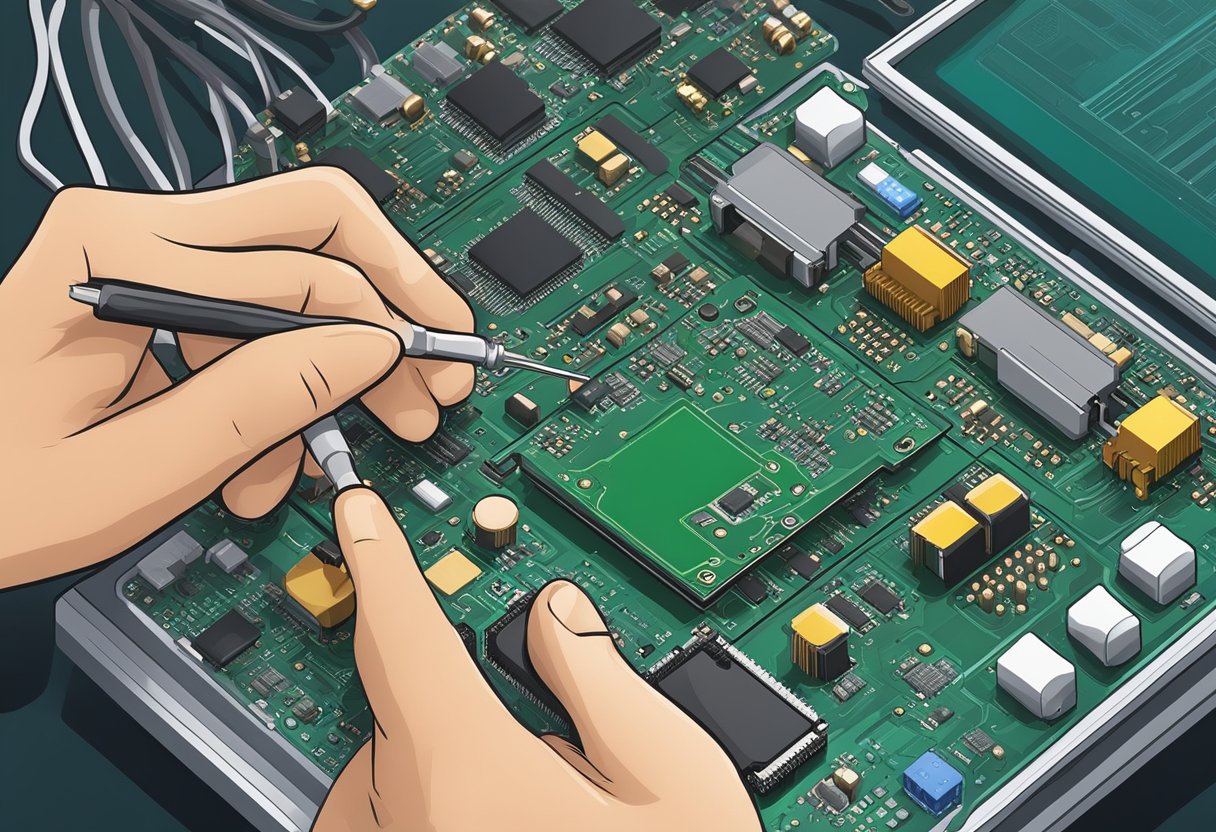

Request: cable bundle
left=19, top=0, right=378, bottom=191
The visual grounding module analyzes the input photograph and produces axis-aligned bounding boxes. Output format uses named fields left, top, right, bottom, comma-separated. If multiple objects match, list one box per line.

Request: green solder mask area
left=517, top=282, right=945, bottom=604
left=569, top=402, right=772, bottom=589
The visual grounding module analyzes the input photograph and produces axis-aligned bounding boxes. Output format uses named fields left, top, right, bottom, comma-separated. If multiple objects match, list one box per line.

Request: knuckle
left=300, top=165, right=369, bottom=206
left=305, top=259, right=376, bottom=314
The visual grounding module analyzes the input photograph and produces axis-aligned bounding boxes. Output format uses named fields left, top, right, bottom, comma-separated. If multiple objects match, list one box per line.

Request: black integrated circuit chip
left=485, top=592, right=571, bottom=722
left=655, top=0, right=702, bottom=14
left=664, top=182, right=697, bottom=207
left=553, top=0, right=662, bottom=74
left=647, top=633, right=828, bottom=793
left=776, top=325, right=812, bottom=357
left=825, top=594, right=870, bottom=630
left=469, top=209, right=582, bottom=294
left=421, top=429, right=472, bottom=468
left=192, top=610, right=260, bottom=669
left=859, top=579, right=902, bottom=614
left=446, top=60, right=547, bottom=145
left=571, top=377, right=611, bottom=411
left=269, top=86, right=325, bottom=138
left=736, top=574, right=767, bottom=605
left=491, top=0, right=564, bottom=32
left=718, top=487, right=755, bottom=516
left=313, top=147, right=398, bottom=201
left=686, top=48, right=750, bottom=98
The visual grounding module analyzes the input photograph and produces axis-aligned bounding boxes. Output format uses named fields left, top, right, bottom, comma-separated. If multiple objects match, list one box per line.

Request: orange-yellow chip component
left=863, top=226, right=970, bottom=331
left=1102, top=395, right=1200, bottom=499
left=285, top=553, right=355, bottom=629
left=424, top=549, right=483, bottom=595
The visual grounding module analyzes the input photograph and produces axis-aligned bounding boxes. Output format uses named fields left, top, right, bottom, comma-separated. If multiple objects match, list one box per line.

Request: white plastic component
left=412, top=478, right=453, bottom=512
left=1119, top=521, right=1196, bottom=605
left=996, top=633, right=1076, bottom=720
left=1067, top=586, right=1141, bottom=666
left=858, top=162, right=888, bottom=190
left=206, top=540, right=249, bottom=575
left=794, top=87, right=866, bottom=168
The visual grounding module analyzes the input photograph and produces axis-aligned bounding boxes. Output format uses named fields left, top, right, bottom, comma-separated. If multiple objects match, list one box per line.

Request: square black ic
left=553, top=0, right=662, bottom=74
left=446, top=61, right=547, bottom=146
left=469, top=209, right=582, bottom=294
left=492, top=0, right=564, bottom=33
left=269, top=85, right=325, bottom=138
left=686, top=48, right=750, bottom=98
left=192, top=610, right=260, bottom=669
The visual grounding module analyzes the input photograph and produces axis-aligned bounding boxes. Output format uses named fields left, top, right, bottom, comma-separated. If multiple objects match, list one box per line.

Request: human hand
left=0, top=169, right=473, bottom=588
left=316, top=488, right=761, bottom=832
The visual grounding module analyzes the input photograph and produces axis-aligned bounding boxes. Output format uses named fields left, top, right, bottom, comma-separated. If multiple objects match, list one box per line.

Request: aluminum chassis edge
left=57, top=125, right=1216, bottom=832
left=862, top=0, right=1216, bottom=337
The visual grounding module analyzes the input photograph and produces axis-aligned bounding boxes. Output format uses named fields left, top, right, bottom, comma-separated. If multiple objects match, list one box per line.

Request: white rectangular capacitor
left=412, top=478, right=453, bottom=512
left=1067, top=586, right=1140, bottom=666
left=997, top=633, right=1076, bottom=720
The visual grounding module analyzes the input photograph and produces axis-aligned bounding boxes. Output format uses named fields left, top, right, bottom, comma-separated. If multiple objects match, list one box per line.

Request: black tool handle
left=89, top=280, right=347, bottom=339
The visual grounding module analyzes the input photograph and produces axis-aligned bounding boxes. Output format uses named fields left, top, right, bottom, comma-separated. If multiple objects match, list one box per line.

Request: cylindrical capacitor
left=472, top=495, right=519, bottom=549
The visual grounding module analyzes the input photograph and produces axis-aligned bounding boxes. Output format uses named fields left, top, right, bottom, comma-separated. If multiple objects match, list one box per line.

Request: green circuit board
left=119, top=2, right=1216, bottom=830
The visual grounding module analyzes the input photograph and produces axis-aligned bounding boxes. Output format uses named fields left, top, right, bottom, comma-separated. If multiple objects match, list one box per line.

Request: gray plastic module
left=709, top=143, right=864, bottom=288
left=350, top=69, right=412, bottom=122
left=957, top=287, right=1120, bottom=439
left=412, top=41, right=464, bottom=87
left=206, top=539, right=249, bottom=575
left=135, top=530, right=203, bottom=590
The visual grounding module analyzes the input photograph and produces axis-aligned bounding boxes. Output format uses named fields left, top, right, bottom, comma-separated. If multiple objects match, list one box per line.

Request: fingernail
left=546, top=581, right=607, bottom=636
left=336, top=488, right=385, bottom=543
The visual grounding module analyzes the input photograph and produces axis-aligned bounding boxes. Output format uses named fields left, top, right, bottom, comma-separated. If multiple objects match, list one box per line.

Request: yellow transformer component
left=577, top=130, right=617, bottom=165
left=910, top=500, right=986, bottom=586
left=1102, top=395, right=1200, bottom=499
left=285, top=553, right=354, bottom=629
left=791, top=603, right=850, bottom=680
left=598, top=153, right=630, bottom=186
left=863, top=225, right=971, bottom=331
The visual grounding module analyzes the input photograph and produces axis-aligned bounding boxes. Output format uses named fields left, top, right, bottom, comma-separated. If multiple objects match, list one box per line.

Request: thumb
left=69, top=324, right=399, bottom=547
left=526, top=580, right=730, bottom=795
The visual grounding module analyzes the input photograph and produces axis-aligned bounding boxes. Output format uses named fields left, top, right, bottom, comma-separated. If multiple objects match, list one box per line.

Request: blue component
left=876, top=176, right=922, bottom=218
left=903, top=751, right=963, bottom=816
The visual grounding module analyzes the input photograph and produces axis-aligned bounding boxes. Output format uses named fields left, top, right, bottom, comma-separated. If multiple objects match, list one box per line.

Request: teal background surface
left=0, top=2, right=1212, bottom=829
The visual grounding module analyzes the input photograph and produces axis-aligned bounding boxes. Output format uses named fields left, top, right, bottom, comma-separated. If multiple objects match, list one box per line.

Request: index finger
left=129, top=167, right=474, bottom=334
left=334, top=487, right=508, bottom=736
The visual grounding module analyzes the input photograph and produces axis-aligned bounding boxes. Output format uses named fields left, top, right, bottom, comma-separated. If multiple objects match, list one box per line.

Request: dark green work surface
left=0, top=2, right=1212, bottom=831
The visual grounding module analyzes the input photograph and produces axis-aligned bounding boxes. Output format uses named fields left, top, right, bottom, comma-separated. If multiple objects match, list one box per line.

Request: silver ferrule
left=302, top=417, right=361, bottom=492
left=69, top=284, right=101, bottom=305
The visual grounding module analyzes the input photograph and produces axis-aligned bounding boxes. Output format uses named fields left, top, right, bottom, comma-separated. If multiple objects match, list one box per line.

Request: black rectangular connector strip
left=525, top=161, right=626, bottom=240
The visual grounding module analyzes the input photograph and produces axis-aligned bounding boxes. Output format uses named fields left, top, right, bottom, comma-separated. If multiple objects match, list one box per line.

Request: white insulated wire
left=83, top=0, right=173, bottom=189
left=19, top=0, right=63, bottom=189
left=48, top=0, right=108, bottom=184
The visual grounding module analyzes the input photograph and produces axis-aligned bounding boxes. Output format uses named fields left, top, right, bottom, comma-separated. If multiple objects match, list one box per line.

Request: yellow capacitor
left=791, top=603, right=850, bottom=680
left=910, top=500, right=986, bottom=586
left=285, top=553, right=354, bottom=629
left=598, top=153, right=630, bottom=186
left=577, top=130, right=617, bottom=165
left=1102, top=395, right=1200, bottom=499
left=863, top=226, right=970, bottom=331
